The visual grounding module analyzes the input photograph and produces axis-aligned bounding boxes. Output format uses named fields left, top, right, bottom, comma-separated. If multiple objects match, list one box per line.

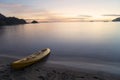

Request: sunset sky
left=0, top=0, right=120, bottom=21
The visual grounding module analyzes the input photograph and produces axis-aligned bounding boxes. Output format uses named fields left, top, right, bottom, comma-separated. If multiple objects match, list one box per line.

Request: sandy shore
left=0, top=56, right=120, bottom=80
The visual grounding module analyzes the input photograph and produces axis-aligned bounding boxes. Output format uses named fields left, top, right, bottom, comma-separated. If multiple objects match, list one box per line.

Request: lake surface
left=0, top=22, right=120, bottom=74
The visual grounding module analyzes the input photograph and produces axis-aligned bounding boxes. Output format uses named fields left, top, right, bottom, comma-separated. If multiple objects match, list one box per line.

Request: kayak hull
left=11, top=48, right=51, bottom=69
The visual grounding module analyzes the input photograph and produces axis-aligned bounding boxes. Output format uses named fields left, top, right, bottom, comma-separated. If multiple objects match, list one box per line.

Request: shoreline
left=0, top=55, right=120, bottom=80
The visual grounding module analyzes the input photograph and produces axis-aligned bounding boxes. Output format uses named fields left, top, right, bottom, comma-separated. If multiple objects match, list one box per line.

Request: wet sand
left=0, top=56, right=120, bottom=80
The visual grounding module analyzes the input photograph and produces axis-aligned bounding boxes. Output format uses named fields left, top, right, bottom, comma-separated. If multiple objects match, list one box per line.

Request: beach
left=0, top=56, right=120, bottom=80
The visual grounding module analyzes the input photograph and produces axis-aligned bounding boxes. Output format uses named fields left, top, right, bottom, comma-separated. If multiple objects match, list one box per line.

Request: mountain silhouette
left=0, top=13, right=26, bottom=26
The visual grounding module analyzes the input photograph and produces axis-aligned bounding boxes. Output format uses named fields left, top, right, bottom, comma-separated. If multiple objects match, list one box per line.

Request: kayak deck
left=11, top=48, right=51, bottom=69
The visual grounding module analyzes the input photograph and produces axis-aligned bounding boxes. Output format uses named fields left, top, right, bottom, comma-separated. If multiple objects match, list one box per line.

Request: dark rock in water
left=31, top=20, right=38, bottom=23
left=112, top=17, right=120, bottom=22
left=0, top=13, right=27, bottom=26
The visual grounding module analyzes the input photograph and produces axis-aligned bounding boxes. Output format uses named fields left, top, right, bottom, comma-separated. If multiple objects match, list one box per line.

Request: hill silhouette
left=112, top=17, right=120, bottom=22
left=31, top=20, right=38, bottom=23
left=0, top=13, right=26, bottom=26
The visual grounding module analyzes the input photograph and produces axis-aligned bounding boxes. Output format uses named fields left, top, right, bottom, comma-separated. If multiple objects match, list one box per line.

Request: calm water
left=0, top=22, right=120, bottom=74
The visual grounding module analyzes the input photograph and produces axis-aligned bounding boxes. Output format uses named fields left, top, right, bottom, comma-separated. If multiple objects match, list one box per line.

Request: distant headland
left=112, top=17, right=120, bottom=22
left=0, top=13, right=27, bottom=26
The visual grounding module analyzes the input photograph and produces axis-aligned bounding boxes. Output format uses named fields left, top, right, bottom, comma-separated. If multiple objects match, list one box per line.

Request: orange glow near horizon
left=18, top=9, right=119, bottom=22
left=24, top=15, right=115, bottom=22
left=0, top=0, right=120, bottom=22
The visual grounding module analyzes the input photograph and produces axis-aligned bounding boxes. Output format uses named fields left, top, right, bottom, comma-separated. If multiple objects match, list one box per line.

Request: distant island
left=31, top=20, right=38, bottom=23
left=0, top=13, right=26, bottom=26
left=112, top=17, right=120, bottom=22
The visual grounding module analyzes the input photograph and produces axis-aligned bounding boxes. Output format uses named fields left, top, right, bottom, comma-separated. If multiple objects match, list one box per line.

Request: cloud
left=0, top=3, right=28, bottom=16
left=68, top=18, right=86, bottom=19
left=78, top=15, right=92, bottom=17
left=0, top=3, right=93, bottom=21
left=0, top=3, right=51, bottom=14
left=0, top=3, right=23, bottom=8
left=102, top=14, right=120, bottom=16
left=0, top=3, right=27, bottom=13
left=0, top=3, right=42, bottom=18
left=0, top=3, right=64, bottom=20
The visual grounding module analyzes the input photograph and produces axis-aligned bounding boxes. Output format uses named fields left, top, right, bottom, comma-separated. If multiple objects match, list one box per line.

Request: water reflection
left=0, top=22, right=120, bottom=66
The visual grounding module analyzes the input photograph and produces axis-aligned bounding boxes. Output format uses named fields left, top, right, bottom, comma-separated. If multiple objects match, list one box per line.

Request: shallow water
left=0, top=22, right=120, bottom=74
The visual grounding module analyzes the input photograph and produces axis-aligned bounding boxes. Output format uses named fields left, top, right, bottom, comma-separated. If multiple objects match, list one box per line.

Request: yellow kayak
left=11, top=48, right=51, bottom=69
